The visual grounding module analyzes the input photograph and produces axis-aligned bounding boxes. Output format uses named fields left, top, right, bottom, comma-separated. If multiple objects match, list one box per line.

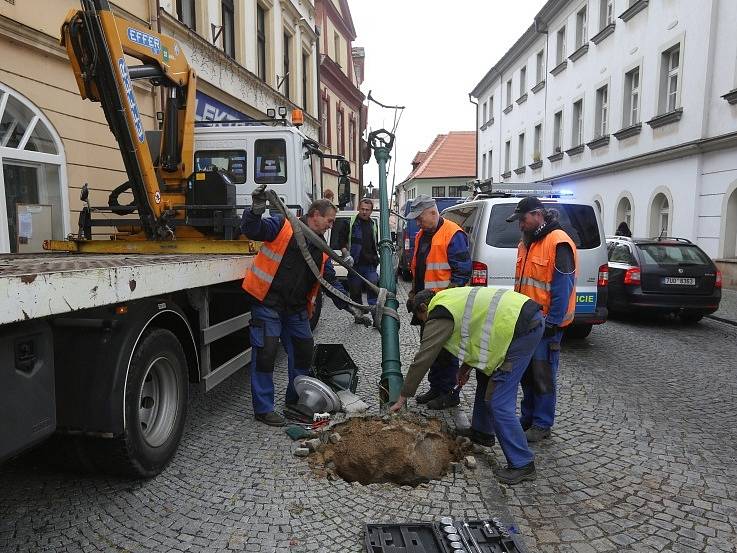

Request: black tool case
left=364, top=520, right=524, bottom=553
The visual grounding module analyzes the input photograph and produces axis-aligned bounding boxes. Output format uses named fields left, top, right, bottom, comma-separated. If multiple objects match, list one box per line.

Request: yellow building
left=315, top=0, right=365, bottom=206
left=0, top=0, right=320, bottom=253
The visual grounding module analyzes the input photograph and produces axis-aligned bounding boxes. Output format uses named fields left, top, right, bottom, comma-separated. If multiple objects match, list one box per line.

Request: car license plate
left=663, top=277, right=695, bottom=285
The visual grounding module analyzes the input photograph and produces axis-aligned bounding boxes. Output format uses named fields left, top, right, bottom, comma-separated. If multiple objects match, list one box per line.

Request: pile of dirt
left=309, top=414, right=468, bottom=486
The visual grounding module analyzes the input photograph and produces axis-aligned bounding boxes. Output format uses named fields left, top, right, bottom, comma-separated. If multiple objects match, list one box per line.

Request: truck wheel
left=564, top=324, right=593, bottom=339
left=309, top=290, right=323, bottom=331
left=109, top=328, right=188, bottom=477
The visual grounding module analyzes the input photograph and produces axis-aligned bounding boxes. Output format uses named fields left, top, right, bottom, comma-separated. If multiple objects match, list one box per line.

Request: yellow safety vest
left=428, top=286, right=529, bottom=375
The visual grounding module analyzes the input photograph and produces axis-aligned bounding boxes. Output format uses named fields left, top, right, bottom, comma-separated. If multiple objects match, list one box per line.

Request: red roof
left=403, top=131, right=476, bottom=181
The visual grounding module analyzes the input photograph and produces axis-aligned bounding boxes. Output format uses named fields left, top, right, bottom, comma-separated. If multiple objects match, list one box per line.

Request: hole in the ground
left=309, top=414, right=468, bottom=486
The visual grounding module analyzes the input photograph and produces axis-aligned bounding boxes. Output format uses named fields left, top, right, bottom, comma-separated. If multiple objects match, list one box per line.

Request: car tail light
left=471, top=261, right=487, bottom=286
left=716, top=270, right=722, bottom=288
left=623, top=267, right=641, bottom=285
left=597, top=264, right=609, bottom=287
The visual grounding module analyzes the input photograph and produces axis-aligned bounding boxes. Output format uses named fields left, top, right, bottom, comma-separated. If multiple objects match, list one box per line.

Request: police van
left=442, top=190, right=609, bottom=338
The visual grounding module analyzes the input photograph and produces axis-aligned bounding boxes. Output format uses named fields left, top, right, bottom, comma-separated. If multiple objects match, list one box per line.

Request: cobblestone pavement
left=2, top=284, right=737, bottom=552
left=709, top=288, right=737, bottom=325
left=0, top=281, right=518, bottom=553
left=505, top=315, right=737, bottom=552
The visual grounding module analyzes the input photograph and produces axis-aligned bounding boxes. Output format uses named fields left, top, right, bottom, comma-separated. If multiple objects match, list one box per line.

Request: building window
left=282, top=32, right=291, bottom=99
left=650, top=193, right=671, bottom=236
left=176, top=0, right=196, bottom=30
left=576, top=6, right=588, bottom=48
left=257, top=5, right=267, bottom=81
left=660, top=45, right=681, bottom=113
left=321, top=93, right=330, bottom=146
left=553, top=110, right=563, bottom=152
left=489, top=96, right=494, bottom=117
left=517, top=133, right=525, bottom=168
left=594, top=199, right=602, bottom=214
left=506, top=79, right=513, bottom=107
left=556, top=26, right=567, bottom=65
left=333, top=32, right=341, bottom=67
left=336, top=108, right=344, bottom=155
left=487, top=149, right=492, bottom=177
left=221, top=0, right=235, bottom=57
left=482, top=101, right=488, bottom=125
left=448, top=186, right=465, bottom=197
left=572, top=100, right=584, bottom=146
left=432, top=186, right=446, bottom=197
left=519, top=66, right=527, bottom=95
left=534, top=124, right=542, bottom=160
left=302, top=52, right=309, bottom=109
left=0, top=84, right=67, bottom=253
left=481, top=153, right=487, bottom=179
left=349, top=118, right=356, bottom=160
left=595, top=85, right=608, bottom=137
left=536, top=50, right=544, bottom=83
left=504, top=140, right=511, bottom=173
left=623, top=67, right=640, bottom=127
left=600, top=0, right=614, bottom=29
left=616, top=196, right=633, bottom=229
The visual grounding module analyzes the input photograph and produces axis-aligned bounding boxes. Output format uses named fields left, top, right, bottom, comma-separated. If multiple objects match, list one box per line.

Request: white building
left=470, top=0, right=737, bottom=285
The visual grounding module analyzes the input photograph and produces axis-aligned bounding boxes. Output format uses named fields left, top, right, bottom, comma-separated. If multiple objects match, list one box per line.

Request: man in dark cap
left=406, top=194, right=471, bottom=409
left=507, top=196, right=577, bottom=442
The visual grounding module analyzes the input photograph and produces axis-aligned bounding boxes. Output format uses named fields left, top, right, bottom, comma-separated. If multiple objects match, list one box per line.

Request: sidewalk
left=709, top=287, right=737, bottom=325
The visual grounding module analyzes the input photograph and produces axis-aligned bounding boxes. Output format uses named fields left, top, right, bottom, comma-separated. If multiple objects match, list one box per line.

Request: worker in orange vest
left=407, top=194, right=471, bottom=410
left=507, top=196, right=577, bottom=442
left=241, top=185, right=366, bottom=427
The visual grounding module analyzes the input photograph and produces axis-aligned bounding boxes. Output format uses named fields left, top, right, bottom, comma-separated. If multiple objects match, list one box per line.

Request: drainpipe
left=534, top=16, right=549, bottom=184
left=468, top=93, right=478, bottom=188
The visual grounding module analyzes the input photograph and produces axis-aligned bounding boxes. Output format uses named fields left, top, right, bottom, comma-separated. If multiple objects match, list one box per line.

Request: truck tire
left=309, top=290, right=323, bottom=331
left=88, top=328, right=189, bottom=477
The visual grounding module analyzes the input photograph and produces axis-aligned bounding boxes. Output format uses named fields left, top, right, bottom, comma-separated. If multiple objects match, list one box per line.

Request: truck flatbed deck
left=0, top=253, right=253, bottom=325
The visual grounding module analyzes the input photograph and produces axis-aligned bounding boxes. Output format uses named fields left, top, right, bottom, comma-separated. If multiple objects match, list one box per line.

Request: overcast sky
left=348, top=0, right=547, bottom=198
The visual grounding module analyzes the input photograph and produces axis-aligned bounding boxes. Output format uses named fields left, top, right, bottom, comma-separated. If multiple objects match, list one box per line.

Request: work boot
left=525, top=425, right=551, bottom=442
left=254, top=411, right=286, bottom=427
left=458, top=428, right=496, bottom=448
left=426, top=392, right=461, bottom=410
left=415, top=388, right=441, bottom=405
left=495, top=462, right=536, bottom=485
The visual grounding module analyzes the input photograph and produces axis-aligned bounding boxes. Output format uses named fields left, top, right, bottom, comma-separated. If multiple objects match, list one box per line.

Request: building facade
left=0, top=0, right=320, bottom=254
left=471, top=0, right=737, bottom=284
left=397, top=131, right=475, bottom=211
left=316, top=0, right=366, bottom=207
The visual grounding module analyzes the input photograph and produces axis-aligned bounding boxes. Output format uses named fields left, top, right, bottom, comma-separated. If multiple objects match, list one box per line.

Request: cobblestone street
left=2, top=284, right=737, bottom=552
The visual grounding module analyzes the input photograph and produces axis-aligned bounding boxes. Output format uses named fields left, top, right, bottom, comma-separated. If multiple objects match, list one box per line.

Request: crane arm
left=61, top=0, right=196, bottom=239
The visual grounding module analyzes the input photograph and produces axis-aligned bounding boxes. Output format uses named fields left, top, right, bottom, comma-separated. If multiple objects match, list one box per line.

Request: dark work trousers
left=472, top=311, right=544, bottom=468
left=420, top=328, right=459, bottom=397
left=347, top=263, right=379, bottom=306
left=520, top=328, right=564, bottom=430
left=249, top=303, right=313, bottom=415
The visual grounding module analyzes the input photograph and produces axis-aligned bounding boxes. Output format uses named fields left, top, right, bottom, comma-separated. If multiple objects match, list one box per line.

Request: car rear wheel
left=564, top=324, right=593, bottom=339
left=680, top=312, right=703, bottom=324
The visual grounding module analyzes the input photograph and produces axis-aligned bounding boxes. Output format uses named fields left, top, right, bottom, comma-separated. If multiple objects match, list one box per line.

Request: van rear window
left=486, top=203, right=601, bottom=249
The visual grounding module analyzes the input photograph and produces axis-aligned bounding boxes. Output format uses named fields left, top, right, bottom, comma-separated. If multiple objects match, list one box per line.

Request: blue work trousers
left=347, top=264, right=379, bottom=306
left=472, top=312, right=544, bottom=469
left=520, top=329, right=564, bottom=430
left=249, top=303, right=313, bottom=415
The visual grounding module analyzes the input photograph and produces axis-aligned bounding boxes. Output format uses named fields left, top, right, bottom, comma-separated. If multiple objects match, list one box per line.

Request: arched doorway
left=0, top=83, right=67, bottom=253
left=616, top=196, right=632, bottom=233
left=649, top=192, right=671, bottom=238
left=724, top=187, right=737, bottom=259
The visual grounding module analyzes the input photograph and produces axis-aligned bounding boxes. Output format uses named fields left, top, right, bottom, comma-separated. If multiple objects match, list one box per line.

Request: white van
left=442, top=193, right=609, bottom=338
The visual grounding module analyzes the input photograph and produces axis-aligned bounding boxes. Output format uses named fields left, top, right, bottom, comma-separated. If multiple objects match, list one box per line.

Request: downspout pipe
left=534, top=16, right=549, bottom=183
left=468, top=93, right=478, bottom=185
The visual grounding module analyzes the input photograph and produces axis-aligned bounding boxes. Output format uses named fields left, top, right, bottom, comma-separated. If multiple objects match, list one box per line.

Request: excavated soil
left=309, top=414, right=468, bottom=486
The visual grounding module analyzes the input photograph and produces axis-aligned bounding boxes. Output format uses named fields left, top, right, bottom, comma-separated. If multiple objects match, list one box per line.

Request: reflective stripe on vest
left=242, top=220, right=327, bottom=318
left=428, top=286, right=530, bottom=375
left=515, top=229, right=578, bottom=327
left=410, top=219, right=465, bottom=292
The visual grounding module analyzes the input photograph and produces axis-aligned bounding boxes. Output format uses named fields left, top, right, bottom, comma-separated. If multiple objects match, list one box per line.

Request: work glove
left=342, top=254, right=355, bottom=268
left=251, top=184, right=268, bottom=215
left=347, top=305, right=372, bottom=326
left=543, top=322, right=559, bottom=338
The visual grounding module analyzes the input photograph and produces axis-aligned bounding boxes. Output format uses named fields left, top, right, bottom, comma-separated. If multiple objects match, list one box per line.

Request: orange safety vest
left=411, top=219, right=466, bottom=291
left=242, top=220, right=328, bottom=318
left=514, top=229, right=577, bottom=327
